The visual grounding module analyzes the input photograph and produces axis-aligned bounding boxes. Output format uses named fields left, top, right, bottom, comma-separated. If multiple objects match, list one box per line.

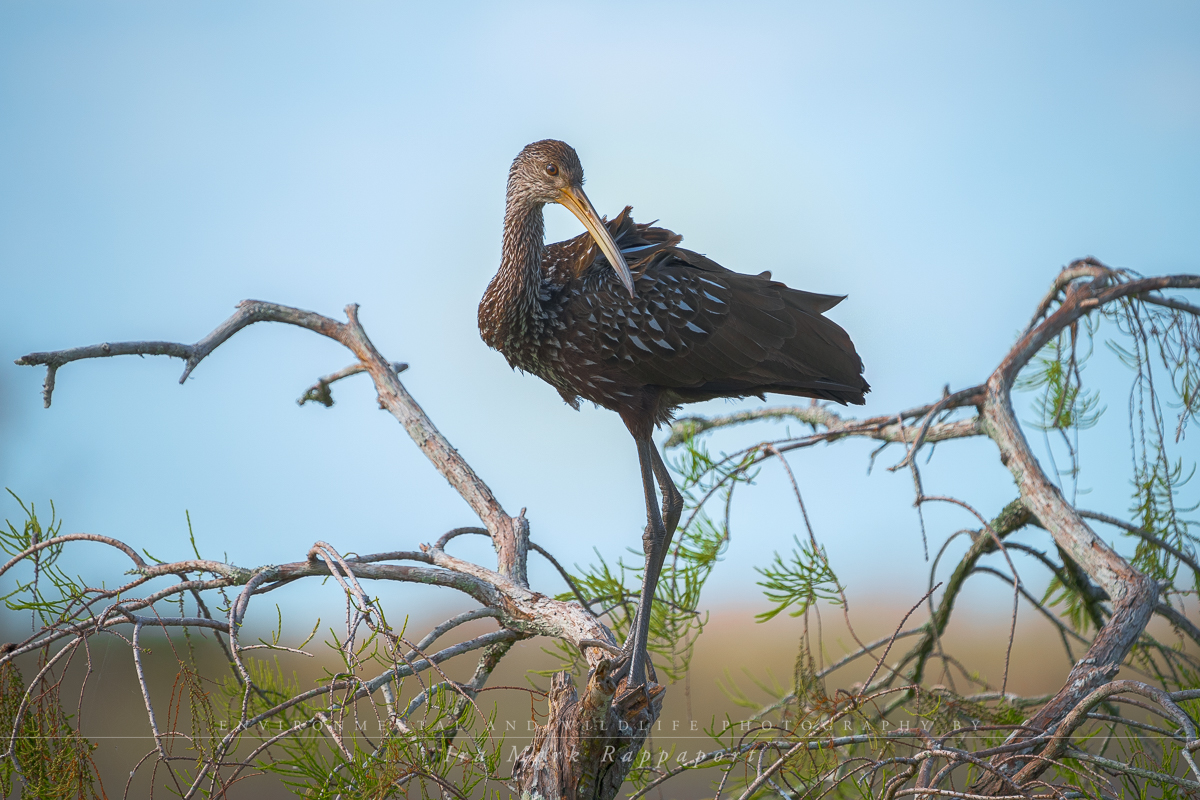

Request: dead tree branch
left=11, top=299, right=657, bottom=798
left=666, top=260, right=1200, bottom=797
left=8, top=261, right=1197, bottom=799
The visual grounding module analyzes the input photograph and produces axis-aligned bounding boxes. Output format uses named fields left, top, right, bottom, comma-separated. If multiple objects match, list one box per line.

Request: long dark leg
left=650, top=443, right=683, bottom=541
left=625, top=437, right=677, bottom=687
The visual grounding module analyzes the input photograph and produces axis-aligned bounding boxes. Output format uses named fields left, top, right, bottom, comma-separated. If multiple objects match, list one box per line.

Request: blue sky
left=2, top=2, right=1198, bottom=622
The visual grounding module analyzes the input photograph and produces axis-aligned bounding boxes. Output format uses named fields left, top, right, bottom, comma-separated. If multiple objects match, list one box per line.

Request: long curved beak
left=556, top=185, right=635, bottom=297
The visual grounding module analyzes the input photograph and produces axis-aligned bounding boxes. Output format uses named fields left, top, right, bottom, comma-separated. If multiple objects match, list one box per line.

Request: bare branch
left=296, top=360, right=408, bottom=407
left=1154, top=602, right=1200, bottom=648
left=969, top=266, right=1198, bottom=791
left=666, top=390, right=984, bottom=450
left=891, top=385, right=989, bottom=470
left=1139, top=291, right=1200, bottom=316
left=1025, top=258, right=1112, bottom=333
left=413, top=607, right=500, bottom=652
left=0, top=532, right=148, bottom=575
left=663, top=263, right=1199, bottom=798
left=355, top=629, right=524, bottom=699
left=131, top=623, right=169, bottom=762
left=1011, top=680, right=1200, bottom=786
left=15, top=341, right=194, bottom=408
left=1078, top=509, right=1200, bottom=576
left=16, top=299, right=528, bottom=580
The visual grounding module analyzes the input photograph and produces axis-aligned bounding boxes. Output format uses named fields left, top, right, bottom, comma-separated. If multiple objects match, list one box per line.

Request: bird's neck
left=480, top=199, right=546, bottom=349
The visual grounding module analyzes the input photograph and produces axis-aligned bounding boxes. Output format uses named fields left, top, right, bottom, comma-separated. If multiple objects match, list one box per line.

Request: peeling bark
left=513, top=661, right=665, bottom=800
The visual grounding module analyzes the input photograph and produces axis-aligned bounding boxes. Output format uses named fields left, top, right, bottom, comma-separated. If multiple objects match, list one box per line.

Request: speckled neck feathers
left=478, top=194, right=548, bottom=362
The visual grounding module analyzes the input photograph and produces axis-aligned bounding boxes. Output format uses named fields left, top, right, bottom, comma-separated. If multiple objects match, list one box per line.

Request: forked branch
left=12, top=297, right=661, bottom=799
left=666, top=260, right=1200, bottom=796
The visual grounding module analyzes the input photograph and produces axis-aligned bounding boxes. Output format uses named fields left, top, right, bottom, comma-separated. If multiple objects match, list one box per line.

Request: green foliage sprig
left=754, top=536, right=843, bottom=623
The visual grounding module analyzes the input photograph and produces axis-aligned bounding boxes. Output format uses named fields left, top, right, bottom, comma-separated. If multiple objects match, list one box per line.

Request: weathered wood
left=15, top=298, right=632, bottom=797
left=969, top=265, right=1191, bottom=793
left=513, top=661, right=665, bottom=800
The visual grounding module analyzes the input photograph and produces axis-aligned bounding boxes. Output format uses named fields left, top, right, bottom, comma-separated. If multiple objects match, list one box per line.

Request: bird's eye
left=545, top=163, right=558, bottom=176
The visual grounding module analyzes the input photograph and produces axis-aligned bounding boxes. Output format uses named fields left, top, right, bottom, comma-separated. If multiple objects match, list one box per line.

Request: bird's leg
left=650, top=442, right=683, bottom=540
left=625, top=436, right=673, bottom=688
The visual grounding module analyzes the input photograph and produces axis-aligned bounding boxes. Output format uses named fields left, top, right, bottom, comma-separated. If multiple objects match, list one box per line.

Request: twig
left=131, top=623, right=169, bottom=761
left=860, top=585, right=941, bottom=697
left=1078, top=509, right=1200, bottom=576
left=413, top=607, right=500, bottom=652
left=297, top=360, right=407, bottom=407
left=1138, top=292, right=1200, bottom=317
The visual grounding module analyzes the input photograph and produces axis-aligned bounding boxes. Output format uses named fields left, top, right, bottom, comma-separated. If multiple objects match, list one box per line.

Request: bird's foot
left=610, top=652, right=632, bottom=684
left=614, top=677, right=666, bottom=723
left=587, top=649, right=653, bottom=709
left=616, top=640, right=657, bottom=691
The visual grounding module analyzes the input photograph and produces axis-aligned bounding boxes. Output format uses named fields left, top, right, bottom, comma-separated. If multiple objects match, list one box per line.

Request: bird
left=479, top=140, right=869, bottom=689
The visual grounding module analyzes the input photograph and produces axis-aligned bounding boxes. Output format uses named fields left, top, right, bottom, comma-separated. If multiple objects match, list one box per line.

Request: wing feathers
left=555, top=210, right=869, bottom=406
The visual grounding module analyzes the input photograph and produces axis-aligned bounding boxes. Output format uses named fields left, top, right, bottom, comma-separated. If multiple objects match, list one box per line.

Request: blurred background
left=1, top=3, right=1198, bottom=792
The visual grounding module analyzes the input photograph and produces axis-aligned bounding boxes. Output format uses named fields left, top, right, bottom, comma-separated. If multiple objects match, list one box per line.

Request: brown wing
left=557, top=208, right=869, bottom=405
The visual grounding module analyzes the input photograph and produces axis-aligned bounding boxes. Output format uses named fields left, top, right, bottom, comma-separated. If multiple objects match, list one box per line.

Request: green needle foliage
left=1017, top=316, right=1105, bottom=434
left=0, top=495, right=102, bottom=798
left=214, top=654, right=502, bottom=799
left=1, top=491, right=76, bottom=629
left=754, top=536, right=843, bottom=623
left=0, top=660, right=101, bottom=800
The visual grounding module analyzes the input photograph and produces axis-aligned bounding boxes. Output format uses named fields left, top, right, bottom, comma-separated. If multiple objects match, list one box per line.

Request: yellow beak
left=556, top=185, right=635, bottom=298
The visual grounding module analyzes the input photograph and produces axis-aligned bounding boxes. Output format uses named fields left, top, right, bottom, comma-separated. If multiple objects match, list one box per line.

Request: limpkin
left=479, top=140, right=869, bottom=688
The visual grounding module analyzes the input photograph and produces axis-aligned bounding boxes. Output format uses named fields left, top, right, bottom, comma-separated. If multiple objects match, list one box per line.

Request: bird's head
left=508, top=140, right=634, bottom=297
